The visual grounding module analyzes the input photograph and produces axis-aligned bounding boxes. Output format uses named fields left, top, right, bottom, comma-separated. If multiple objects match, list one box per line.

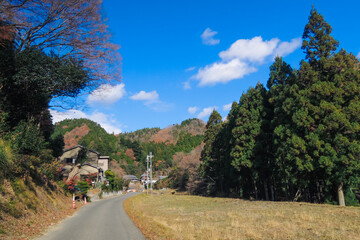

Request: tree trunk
left=264, top=181, right=269, bottom=201
left=338, top=183, right=345, bottom=206
left=254, top=180, right=258, bottom=200
left=270, top=184, right=274, bottom=201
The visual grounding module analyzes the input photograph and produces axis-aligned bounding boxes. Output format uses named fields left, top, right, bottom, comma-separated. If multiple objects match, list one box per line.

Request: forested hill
left=52, top=118, right=205, bottom=178
left=53, top=118, right=118, bottom=153
left=121, top=118, right=205, bottom=144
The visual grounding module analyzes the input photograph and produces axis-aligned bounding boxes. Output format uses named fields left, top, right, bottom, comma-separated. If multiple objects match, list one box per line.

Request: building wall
left=86, top=151, right=99, bottom=165
left=98, top=159, right=109, bottom=172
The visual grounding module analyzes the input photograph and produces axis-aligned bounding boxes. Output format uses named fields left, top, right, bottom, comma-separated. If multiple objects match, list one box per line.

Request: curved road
left=37, top=193, right=145, bottom=240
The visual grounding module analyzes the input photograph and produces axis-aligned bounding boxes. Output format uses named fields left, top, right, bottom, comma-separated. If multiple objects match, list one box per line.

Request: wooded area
left=198, top=8, right=360, bottom=206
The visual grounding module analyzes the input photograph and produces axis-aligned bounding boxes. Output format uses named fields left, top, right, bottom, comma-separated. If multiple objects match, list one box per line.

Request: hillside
left=0, top=177, right=80, bottom=239
left=53, top=118, right=205, bottom=179
left=122, top=118, right=205, bottom=144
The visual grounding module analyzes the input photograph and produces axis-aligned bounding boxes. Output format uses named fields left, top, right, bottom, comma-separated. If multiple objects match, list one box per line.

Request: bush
left=0, top=139, right=12, bottom=179
left=76, top=180, right=91, bottom=195
left=12, top=120, right=45, bottom=156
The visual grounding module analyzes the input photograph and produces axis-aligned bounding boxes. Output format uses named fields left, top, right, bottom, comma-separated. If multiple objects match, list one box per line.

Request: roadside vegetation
left=0, top=0, right=120, bottom=239
left=125, top=192, right=360, bottom=240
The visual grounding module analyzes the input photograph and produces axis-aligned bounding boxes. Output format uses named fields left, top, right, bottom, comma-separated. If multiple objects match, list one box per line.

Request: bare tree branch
left=1, top=0, right=121, bottom=85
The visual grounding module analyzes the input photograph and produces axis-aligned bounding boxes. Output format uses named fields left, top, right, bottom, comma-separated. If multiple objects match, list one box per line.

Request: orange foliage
left=125, top=148, right=136, bottom=160
left=63, top=124, right=90, bottom=149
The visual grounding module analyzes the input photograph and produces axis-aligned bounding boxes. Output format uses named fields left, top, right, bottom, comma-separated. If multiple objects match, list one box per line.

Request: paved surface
left=37, top=193, right=145, bottom=240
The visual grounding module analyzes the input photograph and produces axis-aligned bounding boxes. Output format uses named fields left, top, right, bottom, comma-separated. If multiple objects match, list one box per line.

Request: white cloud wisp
left=197, top=106, right=218, bottom=119
left=188, top=106, right=199, bottom=114
left=201, top=28, right=220, bottom=45
left=193, top=59, right=256, bottom=86
left=223, top=103, right=232, bottom=112
left=130, top=90, right=159, bottom=102
left=87, top=83, right=126, bottom=105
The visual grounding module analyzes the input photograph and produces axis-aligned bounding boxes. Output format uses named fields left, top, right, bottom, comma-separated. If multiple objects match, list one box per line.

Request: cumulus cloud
left=219, top=36, right=279, bottom=63
left=130, top=90, right=159, bottom=102
left=192, top=36, right=301, bottom=87
left=197, top=106, right=218, bottom=119
left=188, top=106, right=199, bottom=114
left=223, top=103, right=232, bottom=112
left=193, top=59, right=256, bottom=86
left=87, top=83, right=126, bottom=105
left=201, top=28, right=220, bottom=45
left=50, top=109, right=122, bottom=134
left=274, top=38, right=302, bottom=57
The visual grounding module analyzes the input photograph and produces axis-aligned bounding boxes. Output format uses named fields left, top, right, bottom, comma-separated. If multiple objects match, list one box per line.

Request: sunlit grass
left=124, top=192, right=360, bottom=240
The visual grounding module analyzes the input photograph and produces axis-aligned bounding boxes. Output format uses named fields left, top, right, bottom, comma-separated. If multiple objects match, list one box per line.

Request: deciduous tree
left=0, top=0, right=120, bottom=83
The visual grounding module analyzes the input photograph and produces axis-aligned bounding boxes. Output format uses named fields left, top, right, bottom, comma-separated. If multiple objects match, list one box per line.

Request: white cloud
left=185, top=66, right=196, bottom=72
left=50, top=109, right=122, bottom=134
left=223, top=103, right=232, bottom=112
left=219, top=36, right=279, bottom=63
left=130, top=90, right=159, bottom=102
left=357, top=52, right=360, bottom=59
left=197, top=106, right=218, bottom=119
left=188, top=106, right=199, bottom=114
left=130, top=90, right=172, bottom=112
left=274, top=38, right=302, bottom=57
left=192, top=36, right=301, bottom=87
left=193, top=59, right=256, bottom=86
left=201, top=28, right=220, bottom=45
left=87, top=83, right=126, bottom=105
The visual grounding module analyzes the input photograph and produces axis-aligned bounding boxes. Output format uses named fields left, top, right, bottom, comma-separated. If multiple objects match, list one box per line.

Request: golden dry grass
left=124, top=192, right=360, bottom=240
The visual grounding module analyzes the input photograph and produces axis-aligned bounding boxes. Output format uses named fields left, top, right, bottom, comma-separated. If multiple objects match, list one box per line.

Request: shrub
left=0, top=139, right=12, bottom=179
left=76, top=180, right=90, bottom=195
left=12, top=120, right=45, bottom=156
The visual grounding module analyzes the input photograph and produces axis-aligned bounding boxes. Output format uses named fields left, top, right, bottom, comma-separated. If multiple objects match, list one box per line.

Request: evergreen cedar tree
left=200, top=8, right=360, bottom=206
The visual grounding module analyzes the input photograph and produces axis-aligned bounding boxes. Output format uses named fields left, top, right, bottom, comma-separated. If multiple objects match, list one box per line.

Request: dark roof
left=63, top=145, right=100, bottom=155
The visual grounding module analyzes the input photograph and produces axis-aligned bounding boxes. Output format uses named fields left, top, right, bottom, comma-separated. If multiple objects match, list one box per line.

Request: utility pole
left=149, top=152, right=153, bottom=195
left=146, top=155, right=149, bottom=195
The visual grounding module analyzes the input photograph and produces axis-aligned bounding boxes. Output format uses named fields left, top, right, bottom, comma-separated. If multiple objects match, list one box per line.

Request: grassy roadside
left=124, top=192, right=360, bottom=240
left=0, top=178, right=83, bottom=240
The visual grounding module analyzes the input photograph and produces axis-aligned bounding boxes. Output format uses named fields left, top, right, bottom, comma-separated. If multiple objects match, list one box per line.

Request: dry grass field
left=124, top=192, right=360, bottom=240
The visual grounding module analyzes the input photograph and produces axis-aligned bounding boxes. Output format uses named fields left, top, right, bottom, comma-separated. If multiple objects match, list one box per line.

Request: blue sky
left=50, top=0, right=360, bottom=133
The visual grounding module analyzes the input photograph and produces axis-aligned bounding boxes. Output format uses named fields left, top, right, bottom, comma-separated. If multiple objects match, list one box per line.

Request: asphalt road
left=37, top=193, right=145, bottom=240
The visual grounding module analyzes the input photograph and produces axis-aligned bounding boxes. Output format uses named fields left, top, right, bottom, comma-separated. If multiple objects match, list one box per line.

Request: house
left=123, top=175, right=138, bottom=181
left=67, top=163, right=104, bottom=182
left=140, top=174, right=149, bottom=183
left=59, top=145, right=108, bottom=182
left=60, top=145, right=99, bottom=166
